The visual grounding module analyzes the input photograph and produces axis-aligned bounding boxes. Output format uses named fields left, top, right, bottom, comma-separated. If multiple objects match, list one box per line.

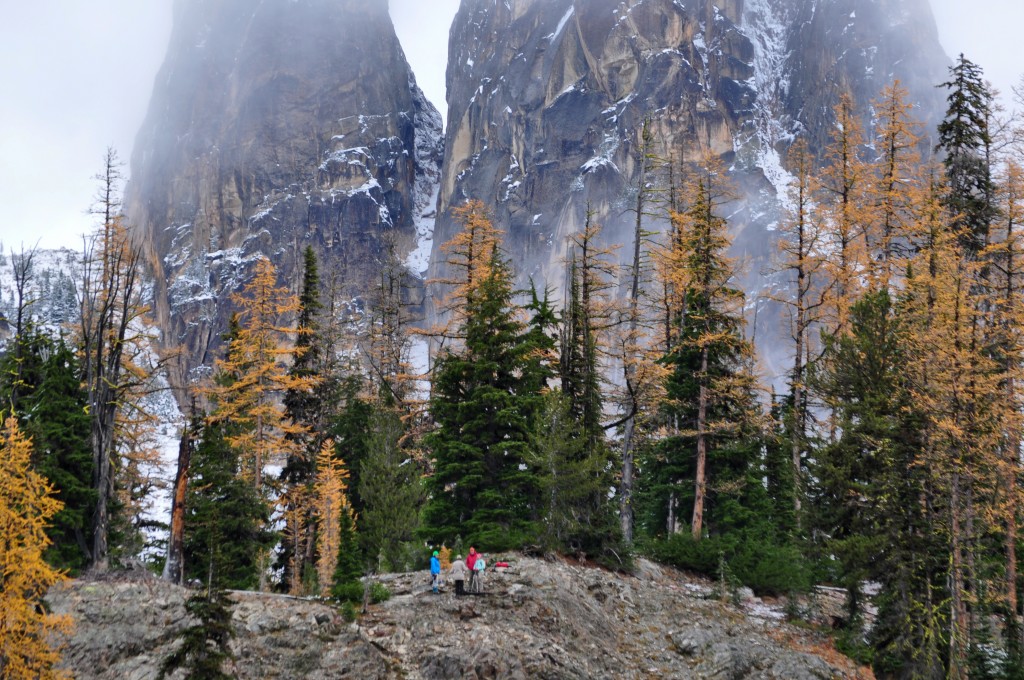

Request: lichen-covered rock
left=49, top=556, right=869, bottom=679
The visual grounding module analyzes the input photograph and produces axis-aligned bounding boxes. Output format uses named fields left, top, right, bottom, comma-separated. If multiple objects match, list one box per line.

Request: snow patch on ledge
left=737, top=0, right=799, bottom=213
left=407, top=184, right=439, bottom=277
left=546, top=6, right=574, bottom=43
left=405, top=80, right=444, bottom=278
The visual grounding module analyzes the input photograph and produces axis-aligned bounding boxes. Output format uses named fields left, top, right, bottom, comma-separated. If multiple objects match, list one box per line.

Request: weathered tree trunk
left=949, top=472, right=969, bottom=679
left=8, top=246, right=35, bottom=410
left=163, top=425, right=194, bottom=584
left=667, top=490, right=677, bottom=535
left=619, top=123, right=652, bottom=544
left=81, top=149, right=143, bottom=572
left=691, top=347, right=709, bottom=540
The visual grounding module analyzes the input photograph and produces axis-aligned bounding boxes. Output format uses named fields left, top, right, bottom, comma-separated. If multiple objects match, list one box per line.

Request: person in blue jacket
left=430, top=550, right=441, bottom=594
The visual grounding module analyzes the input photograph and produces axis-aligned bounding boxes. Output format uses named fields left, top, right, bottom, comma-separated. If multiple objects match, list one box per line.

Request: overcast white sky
left=0, top=0, right=1019, bottom=251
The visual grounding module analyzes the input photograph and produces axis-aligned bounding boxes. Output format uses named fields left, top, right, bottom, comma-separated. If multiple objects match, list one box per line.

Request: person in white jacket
left=450, top=555, right=469, bottom=596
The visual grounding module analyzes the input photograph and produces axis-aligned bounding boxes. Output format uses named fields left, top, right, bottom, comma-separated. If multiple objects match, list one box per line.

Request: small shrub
left=331, top=580, right=391, bottom=605
left=835, top=631, right=873, bottom=667
left=647, top=532, right=811, bottom=596
left=339, top=601, right=357, bottom=623
left=331, top=581, right=363, bottom=603
left=370, top=582, right=391, bottom=603
left=438, top=545, right=452, bottom=571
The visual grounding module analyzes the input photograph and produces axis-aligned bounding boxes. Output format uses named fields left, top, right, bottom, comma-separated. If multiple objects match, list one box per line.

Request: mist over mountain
left=126, top=0, right=950, bottom=386
left=431, top=0, right=948, bottom=379
left=124, top=0, right=442, bottom=394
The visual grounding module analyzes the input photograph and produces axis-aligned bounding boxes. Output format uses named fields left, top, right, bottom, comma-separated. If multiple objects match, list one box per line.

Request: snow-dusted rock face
left=125, top=0, right=443, bottom=392
left=431, top=0, right=947, bottom=378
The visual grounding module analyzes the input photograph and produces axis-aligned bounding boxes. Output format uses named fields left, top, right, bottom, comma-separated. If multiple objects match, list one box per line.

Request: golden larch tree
left=902, top=176, right=1005, bottom=676
left=0, top=416, right=71, bottom=679
left=819, top=91, right=871, bottom=335
left=426, top=199, right=505, bottom=347
left=866, top=80, right=924, bottom=292
left=313, top=440, right=354, bottom=597
left=989, top=159, right=1024, bottom=635
left=770, top=139, right=828, bottom=516
left=209, top=256, right=313, bottom=490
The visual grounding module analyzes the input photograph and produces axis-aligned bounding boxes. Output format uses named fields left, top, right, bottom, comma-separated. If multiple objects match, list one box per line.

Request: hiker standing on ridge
left=450, top=554, right=468, bottom=596
left=466, top=547, right=478, bottom=592
left=430, top=550, right=441, bottom=594
left=472, top=553, right=487, bottom=593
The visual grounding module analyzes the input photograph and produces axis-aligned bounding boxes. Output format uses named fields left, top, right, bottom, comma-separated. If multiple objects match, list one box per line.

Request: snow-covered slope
left=0, top=246, right=81, bottom=340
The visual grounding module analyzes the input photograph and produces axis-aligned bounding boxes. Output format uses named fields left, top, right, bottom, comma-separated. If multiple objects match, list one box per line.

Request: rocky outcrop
left=49, top=556, right=868, bottom=679
left=431, top=0, right=948, bottom=376
left=124, top=0, right=442, bottom=393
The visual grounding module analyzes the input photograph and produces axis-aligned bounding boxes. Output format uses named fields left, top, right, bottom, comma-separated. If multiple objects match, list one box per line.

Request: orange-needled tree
left=0, top=416, right=71, bottom=679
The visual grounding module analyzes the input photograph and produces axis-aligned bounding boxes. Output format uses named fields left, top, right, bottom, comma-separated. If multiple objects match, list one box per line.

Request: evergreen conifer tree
left=0, top=322, right=47, bottom=420
left=810, top=291, right=940, bottom=663
left=31, top=337, right=94, bottom=574
left=557, top=219, right=624, bottom=561
left=424, top=247, right=539, bottom=550
left=0, top=330, right=94, bottom=573
left=282, top=245, right=325, bottom=483
left=279, top=246, right=331, bottom=593
left=938, top=54, right=996, bottom=257
left=358, top=407, right=424, bottom=572
left=158, top=584, right=234, bottom=680
left=655, top=156, right=754, bottom=542
left=530, top=391, right=605, bottom=555
left=183, top=419, right=271, bottom=591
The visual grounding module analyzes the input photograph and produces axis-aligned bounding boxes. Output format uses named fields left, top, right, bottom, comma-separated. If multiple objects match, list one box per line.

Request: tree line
left=4, top=55, right=1024, bottom=678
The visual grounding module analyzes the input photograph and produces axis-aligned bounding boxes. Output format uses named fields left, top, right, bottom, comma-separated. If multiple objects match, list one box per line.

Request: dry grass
left=766, top=627, right=876, bottom=680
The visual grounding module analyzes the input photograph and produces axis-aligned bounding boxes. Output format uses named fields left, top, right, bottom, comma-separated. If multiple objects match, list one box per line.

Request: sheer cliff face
left=432, top=0, right=948, bottom=368
left=126, top=0, right=442, bottom=383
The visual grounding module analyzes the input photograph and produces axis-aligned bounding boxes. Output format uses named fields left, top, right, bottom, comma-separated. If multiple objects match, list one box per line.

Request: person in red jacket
left=466, top=547, right=478, bottom=592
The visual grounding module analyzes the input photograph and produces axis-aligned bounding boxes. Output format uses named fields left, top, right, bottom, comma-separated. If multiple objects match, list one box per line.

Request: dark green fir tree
left=183, top=418, right=272, bottom=590
left=357, top=407, right=424, bottom=572
left=810, top=291, right=943, bottom=675
left=556, top=247, right=622, bottom=563
left=937, top=53, right=996, bottom=256
left=423, top=250, right=539, bottom=551
left=32, top=336, right=95, bottom=573
left=0, top=329, right=95, bottom=573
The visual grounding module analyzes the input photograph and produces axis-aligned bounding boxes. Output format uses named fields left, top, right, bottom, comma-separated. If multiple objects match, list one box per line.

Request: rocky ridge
left=49, top=556, right=868, bottom=679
